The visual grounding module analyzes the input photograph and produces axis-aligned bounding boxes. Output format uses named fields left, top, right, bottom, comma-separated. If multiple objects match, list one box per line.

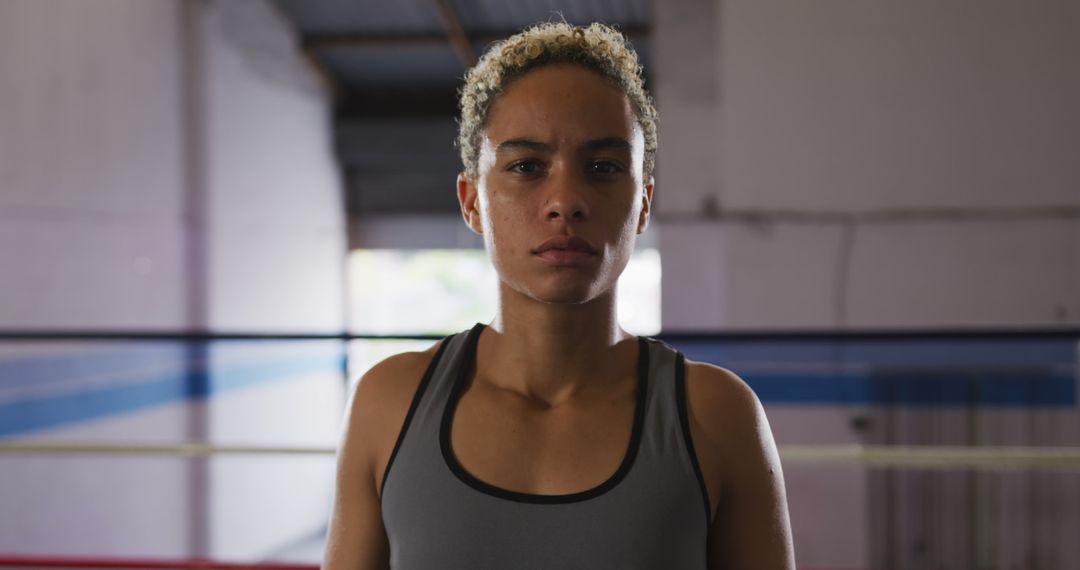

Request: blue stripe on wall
left=0, top=336, right=1074, bottom=438
left=738, top=372, right=1075, bottom=406
left=673, top=338, right=1077, bottom=369
left=671, top=337, right=1077, bottom=406
left=0, top=370, right=192, bottom=436
left=0, top=353, right=345, bottom=437
left=0, top=345, right=186, bottom=390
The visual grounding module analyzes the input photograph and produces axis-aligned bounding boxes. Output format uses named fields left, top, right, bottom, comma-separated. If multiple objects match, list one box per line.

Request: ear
left=636, top=178, right=654, bottom=234
left=457, top=173, right=484, bottom=235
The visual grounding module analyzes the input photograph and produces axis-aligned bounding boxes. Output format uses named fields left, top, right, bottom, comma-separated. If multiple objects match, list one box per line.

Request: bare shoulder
left=341, top=340, right=445, bottom=494
left=684, top=359, right=766, bottom=438
left=350, top=341, right=444, bottom=415
left=324, top=344, right=444, bottom=570
left=683, top=360, right=777, bottom=495
left=684, top=360, right=795, bottom=569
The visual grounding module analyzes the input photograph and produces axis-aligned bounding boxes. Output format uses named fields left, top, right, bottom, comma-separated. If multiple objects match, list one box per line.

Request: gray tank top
left=380, top=323, right=710, bottom=569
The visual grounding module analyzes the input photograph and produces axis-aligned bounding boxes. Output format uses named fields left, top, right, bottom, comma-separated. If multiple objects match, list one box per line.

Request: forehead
left=483, top=64, right=640, bottom=144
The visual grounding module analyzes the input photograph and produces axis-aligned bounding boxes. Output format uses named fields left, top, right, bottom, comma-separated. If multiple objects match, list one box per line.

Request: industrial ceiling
left=270, top=0, right=653, bottom=218
left=272, top=0, right=652, bottom=118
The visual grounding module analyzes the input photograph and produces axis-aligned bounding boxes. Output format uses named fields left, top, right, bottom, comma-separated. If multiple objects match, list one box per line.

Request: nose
left=543, top=171, right=589, bottom=223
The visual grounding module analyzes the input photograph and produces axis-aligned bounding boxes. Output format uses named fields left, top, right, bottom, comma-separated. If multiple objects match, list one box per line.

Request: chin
left=498, top=265, right=618, bottom=307
left=525, top=279, right=611, bottom=306
left=535, top=290, right=595, bottom=305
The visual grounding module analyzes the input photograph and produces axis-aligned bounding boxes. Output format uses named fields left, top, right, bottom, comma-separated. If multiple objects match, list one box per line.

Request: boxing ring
left=1, top=329, right=1078, bottom=568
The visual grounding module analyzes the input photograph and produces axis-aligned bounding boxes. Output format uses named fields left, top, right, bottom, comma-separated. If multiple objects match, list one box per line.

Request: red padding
left=0, top=555, right=317, bottom=570
left=0, top=554, right=869, bottom=570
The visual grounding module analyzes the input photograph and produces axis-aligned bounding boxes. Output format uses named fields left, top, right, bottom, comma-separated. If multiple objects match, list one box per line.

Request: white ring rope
left=2, top=441, right=1080, bottom=468
left=779, top=445, right=1080, bottom=468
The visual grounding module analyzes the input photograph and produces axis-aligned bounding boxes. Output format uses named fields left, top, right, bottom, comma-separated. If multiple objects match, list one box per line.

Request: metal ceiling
left=269, top=0, right=653, bottom=219
left=271, top=0, right=652, bottom=118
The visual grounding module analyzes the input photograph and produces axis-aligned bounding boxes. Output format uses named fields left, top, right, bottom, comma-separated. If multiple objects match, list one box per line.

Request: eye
left=588, top=160, right=624, bottom=176
left=508, top=160, right=543, bottom=174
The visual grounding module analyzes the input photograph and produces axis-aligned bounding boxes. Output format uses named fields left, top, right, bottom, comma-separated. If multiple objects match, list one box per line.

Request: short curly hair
left=457, top=22, right=658, bottom=181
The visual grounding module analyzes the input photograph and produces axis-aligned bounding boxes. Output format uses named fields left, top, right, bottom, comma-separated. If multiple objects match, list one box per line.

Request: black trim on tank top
left=675, top=351, right=714, bottom=529
left=379, top=336, right=452, bottom=499
left=440, top=323, right=649, bottom=504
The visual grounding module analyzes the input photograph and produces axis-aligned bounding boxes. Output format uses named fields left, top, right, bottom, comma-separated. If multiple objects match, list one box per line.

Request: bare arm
left=322, top=346, right=440, bottom=570
left=686, top=362, right=796, bottom=570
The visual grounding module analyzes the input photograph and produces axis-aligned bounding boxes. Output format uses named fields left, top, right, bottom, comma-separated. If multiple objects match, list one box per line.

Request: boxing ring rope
left=0, top=554, right=316, bottom=570
left=0, top=554, right=888, bottom=570
left=0, top=554, right=860, bottom=570
left=2, top=329, right=1075, bottom=569
left=2, top=440, right=1080, bottom=468
left=0, top=442, right=336, bottom=457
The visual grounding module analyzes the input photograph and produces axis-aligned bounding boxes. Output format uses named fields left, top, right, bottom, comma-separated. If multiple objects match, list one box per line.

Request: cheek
left=608, top=193, right=642, bottom=236
left=490, top=191, right=531, bottom=224
left=480, top=191, right=530, bottom=253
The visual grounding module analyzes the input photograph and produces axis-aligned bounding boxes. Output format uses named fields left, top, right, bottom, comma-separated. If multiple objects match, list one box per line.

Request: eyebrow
left=495, top=139, right=554, bottom=153
left=583, top=137, right=632, bottom=152
left=494, top=137, right=632, bottom=153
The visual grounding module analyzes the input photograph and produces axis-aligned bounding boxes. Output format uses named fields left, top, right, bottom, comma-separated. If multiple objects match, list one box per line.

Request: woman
left=323, top=22, right=795, bottom=569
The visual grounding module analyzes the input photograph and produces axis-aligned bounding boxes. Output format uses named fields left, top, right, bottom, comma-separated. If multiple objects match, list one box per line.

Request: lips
left=532, top=235, right=598, bottom=255
left=532, top=235, right=598, bottom=266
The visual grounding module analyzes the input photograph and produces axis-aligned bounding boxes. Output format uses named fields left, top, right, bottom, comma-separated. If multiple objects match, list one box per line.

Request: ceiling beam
left=299, top=48, right=343, bottom=100
left=304, top=31, right=447, bottom=49
left=335, top=85, right=460, bottom=118
left=301, top=25, right=649, bottom=51
left=432, top=0, right=477, bottom=68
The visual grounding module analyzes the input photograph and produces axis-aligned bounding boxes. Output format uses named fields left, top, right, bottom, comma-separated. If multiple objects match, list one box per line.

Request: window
left=345, top=248, right=661, bottom=383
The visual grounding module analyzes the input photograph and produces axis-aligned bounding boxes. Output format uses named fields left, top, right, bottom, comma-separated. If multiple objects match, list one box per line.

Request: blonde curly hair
left=457, top=22, right=658, bottom=180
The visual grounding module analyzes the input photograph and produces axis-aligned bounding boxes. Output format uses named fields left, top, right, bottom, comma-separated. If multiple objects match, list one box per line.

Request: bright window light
left=346, top=248, right=661, bottom=385
left=347, top=248, right=661, bottom=336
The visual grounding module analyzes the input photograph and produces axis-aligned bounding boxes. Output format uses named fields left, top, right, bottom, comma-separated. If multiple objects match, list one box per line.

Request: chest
left=385, top=491, right=708, bottom=570
left=379, top=334, right=712, bottom=569
left=449, top=385, right=636, bottom=495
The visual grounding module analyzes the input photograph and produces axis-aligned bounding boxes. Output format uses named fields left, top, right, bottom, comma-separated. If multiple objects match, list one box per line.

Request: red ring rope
left=0, top=554, right=865, bottom=570
left=0, top=555, right=317, bottom=570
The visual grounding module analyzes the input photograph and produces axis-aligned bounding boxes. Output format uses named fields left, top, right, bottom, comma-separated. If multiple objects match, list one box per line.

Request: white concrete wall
left=0, top=0, right=194, bottom=557
left=0, top=0, right=187, bottom=329
left=199, top=0, right=346, bottom=559
left=653, top=2, right=1080, bottom=568
left=0, top=0, right=346, bottom=562
left=202, top=0, right=345, bottom=333
left=656, top=0, right=1080, bottom=331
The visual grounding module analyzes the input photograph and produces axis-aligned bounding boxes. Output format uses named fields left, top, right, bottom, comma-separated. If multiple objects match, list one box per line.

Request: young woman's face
left=458, top=63, right=653, bottom=306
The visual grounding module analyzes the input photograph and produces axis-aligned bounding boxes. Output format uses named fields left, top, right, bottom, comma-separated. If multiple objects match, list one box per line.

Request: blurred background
left=0, top=0, right=1078, bottom=569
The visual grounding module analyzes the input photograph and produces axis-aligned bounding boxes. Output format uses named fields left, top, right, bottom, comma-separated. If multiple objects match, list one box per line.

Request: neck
left=477, top=282, right=637, bottom=406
